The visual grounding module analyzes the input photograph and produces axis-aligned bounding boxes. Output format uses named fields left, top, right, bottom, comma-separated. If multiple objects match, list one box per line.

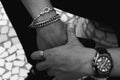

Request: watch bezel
left=97, top=55, right=113, bottom=77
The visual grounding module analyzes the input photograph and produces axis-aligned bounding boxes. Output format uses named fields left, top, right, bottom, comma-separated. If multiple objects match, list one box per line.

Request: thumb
left=67, top=24, right=84, bottom=47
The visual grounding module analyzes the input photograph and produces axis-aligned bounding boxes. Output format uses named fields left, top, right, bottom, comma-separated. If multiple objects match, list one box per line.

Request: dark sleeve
left=51, top=0, right=120, bottom=27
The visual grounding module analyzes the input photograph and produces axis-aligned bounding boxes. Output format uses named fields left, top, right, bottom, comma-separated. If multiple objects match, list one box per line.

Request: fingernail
left=31, top=51, right=44, bottom=60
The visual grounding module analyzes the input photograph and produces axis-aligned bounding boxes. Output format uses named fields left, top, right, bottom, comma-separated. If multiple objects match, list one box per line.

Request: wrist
left=36, top=20, right=66, bottom=34
left=36, top=20, right=67, bottom=49
left=36, top=10, right=57, bottom=23
left=85, top=48, right=96, bottom=76
left=24, top=0, right=53, bottom=18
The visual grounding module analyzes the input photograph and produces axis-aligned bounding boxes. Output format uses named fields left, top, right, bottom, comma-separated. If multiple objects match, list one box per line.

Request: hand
left=31, top=24, right=96, bottom=80
left=36, top=20, right=67, bottom=50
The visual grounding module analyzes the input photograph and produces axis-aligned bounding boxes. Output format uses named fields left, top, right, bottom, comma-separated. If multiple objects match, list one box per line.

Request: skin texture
left=31, top=25, right=96, bottom=80
left=32, top=22, right=120, bottom=79
left=36, top=20, right=68, bottom=50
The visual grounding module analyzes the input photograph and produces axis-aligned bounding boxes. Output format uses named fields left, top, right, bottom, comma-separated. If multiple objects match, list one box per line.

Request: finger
left=31, top=51, right=45, bottom=60
left=31, top=48, right=57, bottom=60
left=48, top=69, right=61, bottom=77
left=48, top=69, right=55, bottom=76
left=67, top=25, right=84, bottom=47
left=43, top=48, right=59, bottom=57
left=36, top=62, right=50, bottom=71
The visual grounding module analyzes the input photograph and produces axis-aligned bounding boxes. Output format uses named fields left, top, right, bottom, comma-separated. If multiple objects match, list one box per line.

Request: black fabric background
left=51, top=0, right=120, bottom=27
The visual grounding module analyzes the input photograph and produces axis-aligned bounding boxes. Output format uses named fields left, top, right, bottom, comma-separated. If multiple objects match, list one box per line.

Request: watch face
left=96, top=55, right=112, bottom=73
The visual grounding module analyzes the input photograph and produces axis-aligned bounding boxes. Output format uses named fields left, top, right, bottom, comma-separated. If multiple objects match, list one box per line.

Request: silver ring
left=39, top=51, right=44, bottom=56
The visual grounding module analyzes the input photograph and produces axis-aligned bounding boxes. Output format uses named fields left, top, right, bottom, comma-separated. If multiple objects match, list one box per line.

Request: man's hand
left=31, top=24, right=96, bottom=80
left=36, top=20, right=67, bottom=50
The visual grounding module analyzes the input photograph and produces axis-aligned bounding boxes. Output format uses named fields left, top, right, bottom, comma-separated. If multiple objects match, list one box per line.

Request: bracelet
left=29, top=7, right=55, bottom=27
left=29, top=14, right=60, bottom=28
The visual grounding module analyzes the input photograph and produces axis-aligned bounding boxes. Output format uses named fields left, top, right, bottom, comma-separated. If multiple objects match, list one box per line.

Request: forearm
left=21, top=0, right=53, bottom=18
left=21, top=0, right=67, bottom=50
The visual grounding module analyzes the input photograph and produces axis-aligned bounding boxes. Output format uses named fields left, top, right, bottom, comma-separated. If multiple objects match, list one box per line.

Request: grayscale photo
left=0, top=0, right=120, bottom=80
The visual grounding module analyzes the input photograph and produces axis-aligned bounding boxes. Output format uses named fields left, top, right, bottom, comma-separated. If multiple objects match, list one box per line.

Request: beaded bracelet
left=29, top=14, right=60, bottom=28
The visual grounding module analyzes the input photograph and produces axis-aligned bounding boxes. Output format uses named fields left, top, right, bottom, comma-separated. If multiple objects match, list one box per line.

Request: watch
left=92, top=48, right=113, bottom=78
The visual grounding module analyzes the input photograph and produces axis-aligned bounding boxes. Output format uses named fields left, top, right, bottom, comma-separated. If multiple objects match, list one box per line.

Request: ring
left=39, top=51, right=44, bottom=56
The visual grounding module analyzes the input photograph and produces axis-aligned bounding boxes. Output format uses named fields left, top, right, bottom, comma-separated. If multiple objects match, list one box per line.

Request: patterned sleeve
left=55, top=8, right=118, bottom=48
left=0, top=2, right=32, bottom=80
